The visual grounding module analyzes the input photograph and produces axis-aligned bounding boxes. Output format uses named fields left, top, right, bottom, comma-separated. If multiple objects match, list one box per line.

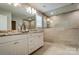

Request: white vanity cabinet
left=0, top=34, right=28, bottom=55
left=28, top=32, right=44, bottom=54
left=0, top=32, right=44, bottom=55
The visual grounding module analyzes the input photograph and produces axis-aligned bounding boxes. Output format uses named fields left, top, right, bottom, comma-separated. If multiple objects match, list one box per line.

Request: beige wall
left=44, top=10, right=79, bottom=46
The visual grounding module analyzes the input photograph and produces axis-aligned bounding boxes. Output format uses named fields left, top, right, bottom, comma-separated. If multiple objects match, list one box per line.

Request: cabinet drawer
left=28, top=32, right=44, bottom=54
left=0, top=39, right=20, bottom=46
left=7, top=35, right=26, bottom=40
left=0, top=35, right=27, bottom=44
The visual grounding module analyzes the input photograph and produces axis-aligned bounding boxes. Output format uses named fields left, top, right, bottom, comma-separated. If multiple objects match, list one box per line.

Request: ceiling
left=0, top=3, right=78, bottom=18
left=28, top=3, right=72, bottom=16
left=0, top=3, right=35, bottom=19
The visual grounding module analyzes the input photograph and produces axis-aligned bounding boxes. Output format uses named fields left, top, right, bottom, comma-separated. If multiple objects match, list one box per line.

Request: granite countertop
left=0, top=30, right=43, bottom=37
left=0, top=32, right=28, bottom=37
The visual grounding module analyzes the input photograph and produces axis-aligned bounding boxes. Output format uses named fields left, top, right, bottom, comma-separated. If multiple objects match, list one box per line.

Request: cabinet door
left=36, top=33, right=44, bottom=47
left=14, top=38, right=28, bottom=55
left=28, top=38, right=36, bottom=54
left=0, top=41, right=16, bottom=55
left=28, top=33, right=44, bottom=54
left=28, top=34, right=36, bottom=54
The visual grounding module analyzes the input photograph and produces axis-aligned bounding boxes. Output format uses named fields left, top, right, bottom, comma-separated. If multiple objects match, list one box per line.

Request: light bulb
left=47, top=19, right=50, bottom=22
left=13, top=3, right=19, bottom=6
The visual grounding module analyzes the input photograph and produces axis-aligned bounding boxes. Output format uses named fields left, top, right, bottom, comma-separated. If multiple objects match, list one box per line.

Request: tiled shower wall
left=49, top=10, right=79, bottom=28
left=44, top=10, right=79, bottom=46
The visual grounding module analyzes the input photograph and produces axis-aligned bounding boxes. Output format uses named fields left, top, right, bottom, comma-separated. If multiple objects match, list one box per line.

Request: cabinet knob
left=14, top=42, right=19, bottom=44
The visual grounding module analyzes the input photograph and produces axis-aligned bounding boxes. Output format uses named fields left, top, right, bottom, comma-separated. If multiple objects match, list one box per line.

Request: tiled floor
left=32, top=42, right=79, bottom=55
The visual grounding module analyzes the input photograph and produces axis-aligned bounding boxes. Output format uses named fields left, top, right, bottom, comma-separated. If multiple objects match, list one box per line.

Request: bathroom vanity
left=0, top=31, right=44, bottom=55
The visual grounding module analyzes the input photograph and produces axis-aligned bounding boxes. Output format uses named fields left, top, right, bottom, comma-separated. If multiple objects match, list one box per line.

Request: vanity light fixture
left=34, top=9, right=37, bottom=14
left=26, top=6, right=37, bottom=15
left=31, top=8, right=37, bottom=14
left=8, top=3, right=20, bottom=7
left=13, top=3, right=20, bottom=6
left=47, top=18, right=53, bottom=23
left=47, top=18, right=50, bottom=22
left=26, top=7, right=32, bottom=14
